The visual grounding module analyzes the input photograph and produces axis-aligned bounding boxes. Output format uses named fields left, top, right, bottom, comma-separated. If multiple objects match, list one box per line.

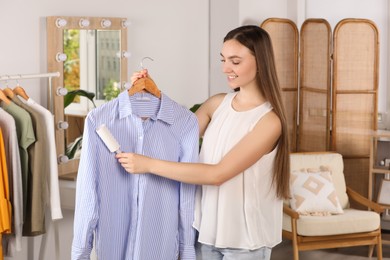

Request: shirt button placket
left=129, top=118, right=145, bottom=258
left=136, top=119, right=144, bottom=154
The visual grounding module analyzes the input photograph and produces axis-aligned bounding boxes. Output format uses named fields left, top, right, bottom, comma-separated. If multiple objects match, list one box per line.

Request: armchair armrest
left=346, top=186, right=384, bottom=213
left=283, top=204, right=300, bottom=219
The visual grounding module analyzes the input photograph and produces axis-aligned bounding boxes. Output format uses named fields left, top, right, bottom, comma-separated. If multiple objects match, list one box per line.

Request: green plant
left=103, top=79, right=121, bottom=101
left=64, top=89, right=96, bottom=159
left=64, top=89, right=96, bottom=108
left=189, top=103, right=201, bottom=113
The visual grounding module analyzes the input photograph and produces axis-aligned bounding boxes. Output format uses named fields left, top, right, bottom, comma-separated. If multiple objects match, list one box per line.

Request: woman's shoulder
left=202, top=93, right=228, bottom=112
left=195, top=93, right=228, bottom=125
left=206, top=92, right=232, bottom=106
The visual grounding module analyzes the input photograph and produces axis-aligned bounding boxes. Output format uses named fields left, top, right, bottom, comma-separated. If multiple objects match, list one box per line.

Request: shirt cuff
left=51, top=206, right=63, bottom=220
left=180, top=244, right=196, bottom=260
left=71, top=246, right=93, bottom=260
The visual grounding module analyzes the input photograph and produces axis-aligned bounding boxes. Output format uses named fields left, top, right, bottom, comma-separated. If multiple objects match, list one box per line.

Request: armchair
left=283, top=152, right=384, bottom=260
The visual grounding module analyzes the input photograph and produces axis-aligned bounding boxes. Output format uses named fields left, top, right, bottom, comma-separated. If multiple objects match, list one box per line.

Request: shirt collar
left=118, top=91, right=175, bottom=125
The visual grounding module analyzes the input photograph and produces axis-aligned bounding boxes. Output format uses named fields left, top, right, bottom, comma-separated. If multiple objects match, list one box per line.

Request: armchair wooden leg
left=377, top=234, right=383, bottom=260
left=291, top=219, right=299, bottom=260
left=368, top=245, right=374, bottom=258
left=292, top=240, right=299, bottom=260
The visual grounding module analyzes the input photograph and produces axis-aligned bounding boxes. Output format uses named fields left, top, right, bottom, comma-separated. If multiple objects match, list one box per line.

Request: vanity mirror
left=47, top=16, right=129, bottom=179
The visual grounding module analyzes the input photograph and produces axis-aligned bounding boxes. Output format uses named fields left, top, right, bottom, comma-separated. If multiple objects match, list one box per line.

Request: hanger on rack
left=3, top=76, right=15, bottom=99
left=0, top=89, right=11, bottom=105
left=128, top=57, right=161, bottom=98
left=13, top=79, right=30, bottom=101
left=4, top=87, right=15, bottom=99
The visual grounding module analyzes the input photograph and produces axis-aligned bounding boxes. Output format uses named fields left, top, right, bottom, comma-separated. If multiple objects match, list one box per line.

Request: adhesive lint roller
left=96, top=124, right=122, bottom=154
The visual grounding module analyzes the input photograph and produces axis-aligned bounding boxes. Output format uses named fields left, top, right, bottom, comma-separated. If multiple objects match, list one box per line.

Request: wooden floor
left=272, top=237, right=390, bottom=260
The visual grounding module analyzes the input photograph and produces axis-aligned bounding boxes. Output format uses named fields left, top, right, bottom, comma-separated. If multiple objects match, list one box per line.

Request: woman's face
left=220, top=39, right=257, bottom=90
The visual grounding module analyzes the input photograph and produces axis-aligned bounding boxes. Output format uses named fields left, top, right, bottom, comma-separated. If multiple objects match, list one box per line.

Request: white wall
left=0, top=0, right=209, bottom=109
left=208, top=0, right=239, bottom=96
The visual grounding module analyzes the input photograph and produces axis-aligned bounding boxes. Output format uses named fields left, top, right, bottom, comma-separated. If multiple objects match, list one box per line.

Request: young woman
left=116, top=25, right=290, bottom=260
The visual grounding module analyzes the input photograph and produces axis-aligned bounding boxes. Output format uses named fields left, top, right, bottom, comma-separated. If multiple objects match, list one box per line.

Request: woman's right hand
left=116, top=152, right=151, bottom=174
left=130, top=69, right=148, bottom=85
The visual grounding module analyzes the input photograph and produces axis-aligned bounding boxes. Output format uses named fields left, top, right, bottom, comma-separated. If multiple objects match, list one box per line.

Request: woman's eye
left=220, top=59, right=226, bottom=63
left=232, top=61, right=240, bottom=65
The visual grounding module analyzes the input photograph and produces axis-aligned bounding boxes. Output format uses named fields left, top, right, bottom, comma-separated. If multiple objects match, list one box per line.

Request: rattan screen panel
left=298, top=19, right=331, bottom=152
left=298, top=91, right=329, bottom=151
left=261, top=18, right=299, bottom=152
left=333, top=94, right=376, bottom=156
left=333, top=21, right=378, bottom=92
left=344, top=157, right=370, bottom=199
left=332, top=19, right=379, bottom=153
left=332, top=19, right=379, bottom=196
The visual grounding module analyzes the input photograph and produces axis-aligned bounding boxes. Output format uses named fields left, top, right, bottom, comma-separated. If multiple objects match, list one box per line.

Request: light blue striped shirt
left=72, top=91, right=199, bottom=260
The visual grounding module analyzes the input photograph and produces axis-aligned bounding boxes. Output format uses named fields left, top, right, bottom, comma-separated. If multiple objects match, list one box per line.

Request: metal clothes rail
left=0, top=72, right=60, bottom=81
left=0, top=72, right=60, bottom=112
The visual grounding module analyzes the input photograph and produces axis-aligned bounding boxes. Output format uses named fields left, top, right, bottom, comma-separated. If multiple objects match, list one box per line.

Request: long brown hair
left=224, top=25, right=290, bottom=199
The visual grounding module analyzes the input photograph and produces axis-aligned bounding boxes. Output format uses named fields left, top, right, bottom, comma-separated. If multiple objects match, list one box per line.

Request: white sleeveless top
left=193, top=92, right=282, bottom=249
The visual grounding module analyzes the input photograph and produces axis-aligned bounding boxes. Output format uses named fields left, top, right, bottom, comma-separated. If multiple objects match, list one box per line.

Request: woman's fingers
left=116, top=152, right=147, bottom=174
left=130, top=69, right=148, bottom=84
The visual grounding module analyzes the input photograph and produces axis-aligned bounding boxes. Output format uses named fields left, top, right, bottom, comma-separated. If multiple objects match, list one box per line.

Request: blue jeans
left=195, top=242, right=272, bottom=260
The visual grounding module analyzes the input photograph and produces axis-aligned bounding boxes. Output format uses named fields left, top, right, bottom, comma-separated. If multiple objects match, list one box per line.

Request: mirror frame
left=47, top=16, right=128, bottom=179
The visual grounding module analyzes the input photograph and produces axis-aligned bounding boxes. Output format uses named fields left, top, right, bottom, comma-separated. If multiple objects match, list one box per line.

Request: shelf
left=59, top=172, right=77, bottom=181
left=371, top=168, right=390, bottom=174
left=369, top=131, right=390, bottom=246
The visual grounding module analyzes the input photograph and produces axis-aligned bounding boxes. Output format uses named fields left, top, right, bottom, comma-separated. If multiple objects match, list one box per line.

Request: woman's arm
left=116, top=111, right=282, bottom=185
left=195, top=93, right=225, bottom=137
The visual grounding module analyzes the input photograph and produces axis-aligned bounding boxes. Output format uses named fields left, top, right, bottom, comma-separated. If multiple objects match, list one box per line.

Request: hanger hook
left=6, top=75, right=10, bottom=87
left=140, top=56, right=154, bottom=70
left=16, top=74, right=21, bottom=86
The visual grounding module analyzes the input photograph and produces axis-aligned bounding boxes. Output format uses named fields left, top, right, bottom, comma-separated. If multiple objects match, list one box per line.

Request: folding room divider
left=261, top=18, right=379, bottom=197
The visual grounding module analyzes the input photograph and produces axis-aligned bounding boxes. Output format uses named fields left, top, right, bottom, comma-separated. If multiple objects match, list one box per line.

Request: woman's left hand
left=116, top=152, right=150, bottom=174
left=130, top=69, right=148, bottom=85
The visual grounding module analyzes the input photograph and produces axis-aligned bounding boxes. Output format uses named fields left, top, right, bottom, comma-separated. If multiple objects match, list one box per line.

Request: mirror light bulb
left=56, top=53, right=67, bottom=62
left=79, top=18, right=90, bottom=28
left=56, top=18, right=67, bottom=28
left=58, top=155, right=69, bottom=164
left=122, top=20, right=131, bottom=28
left=101, top=19, right=112, bottom=28
left=56, top=86, right=68, bottom=96
left=122, top=51, right=131, bottom=59
left=58, top=121, right=69, bottom=130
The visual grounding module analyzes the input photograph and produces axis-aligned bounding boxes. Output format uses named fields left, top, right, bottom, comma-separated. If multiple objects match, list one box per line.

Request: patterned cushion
left=289, top=167, right=344, bottom=216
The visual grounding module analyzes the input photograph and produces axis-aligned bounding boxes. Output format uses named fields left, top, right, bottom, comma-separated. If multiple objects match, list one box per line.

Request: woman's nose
left=222, top=63, right=231, bottom=73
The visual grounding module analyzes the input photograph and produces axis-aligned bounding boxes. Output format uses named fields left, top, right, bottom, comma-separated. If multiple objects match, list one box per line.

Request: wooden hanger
left=128, top=76, right=161, bottom=98
left=13, top=86, right=30, bottom=100
left=128, top=57, right=161, bottom=98
left=0, top=89, right=11, bottom=105
left=4, top=87, right=15, bottom=99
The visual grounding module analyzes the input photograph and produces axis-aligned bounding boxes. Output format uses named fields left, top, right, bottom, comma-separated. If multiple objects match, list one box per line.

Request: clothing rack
left=0, top=71, right=61, bottom=259
left=0, top=72, right=60, bottom=113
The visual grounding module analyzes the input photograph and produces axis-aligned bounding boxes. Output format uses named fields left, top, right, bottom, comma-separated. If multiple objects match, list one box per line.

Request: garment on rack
left=72, top=91, right=199, bottom=260
left=0, top=128, right=12, bottom=260
left=0, top=108, right=23, bottom=254
left=21, top=98, right=62, bottom=220
left=10, top=96, right=59, bottom=236
left=0, top=101, right=35, bottom=225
